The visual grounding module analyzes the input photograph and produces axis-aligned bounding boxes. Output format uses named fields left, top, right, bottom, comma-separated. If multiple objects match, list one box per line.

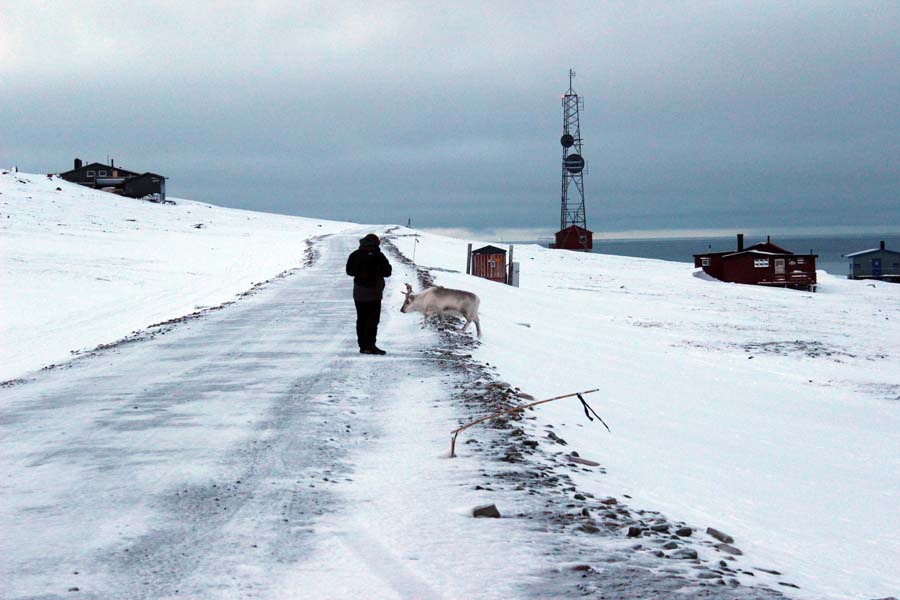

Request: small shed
left=843, top=241, right=900, bottom=282
left=552, top=225, right=593, bottom=251
left=470, top=245, right=508, bottom=283
left=693, top=234, right=818, bottom=291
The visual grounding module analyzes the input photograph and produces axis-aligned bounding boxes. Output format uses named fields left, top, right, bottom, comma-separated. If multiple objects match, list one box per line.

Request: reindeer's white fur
left=401, top=283, right=481, bottom=337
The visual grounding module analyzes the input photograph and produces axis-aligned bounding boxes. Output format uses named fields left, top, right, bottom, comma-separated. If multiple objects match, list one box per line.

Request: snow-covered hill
left=3, top=170, right=899, bottom=598
left=0, top=170, right=351, bottom=381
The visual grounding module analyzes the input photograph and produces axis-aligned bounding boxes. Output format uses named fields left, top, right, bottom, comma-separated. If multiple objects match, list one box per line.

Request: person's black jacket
left=346, top=236, right=392, bottom=302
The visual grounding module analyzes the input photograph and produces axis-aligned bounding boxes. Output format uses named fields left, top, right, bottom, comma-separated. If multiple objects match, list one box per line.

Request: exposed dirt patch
left=739, top=339, right=857, bottom=360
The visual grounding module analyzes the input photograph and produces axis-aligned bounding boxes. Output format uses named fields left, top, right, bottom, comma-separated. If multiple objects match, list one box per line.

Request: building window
left=86, top=170, right=95, bottom=177
left=797, top=257, right=805, bottom=264
left=98, top=170, right=107, bottom=176
left=754, top=258, right=770, bottom=268
left=701, top=257, right=710, bottom=267
left=854, top=263, right=861, bottom=269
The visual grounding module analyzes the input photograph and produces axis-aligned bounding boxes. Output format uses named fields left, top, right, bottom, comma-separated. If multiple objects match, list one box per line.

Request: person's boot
left=368, top=346, right=387, bottom=355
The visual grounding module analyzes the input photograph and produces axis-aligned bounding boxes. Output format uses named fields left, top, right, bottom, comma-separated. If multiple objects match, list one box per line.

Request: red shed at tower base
left=552, top=225, right=593, bottom=251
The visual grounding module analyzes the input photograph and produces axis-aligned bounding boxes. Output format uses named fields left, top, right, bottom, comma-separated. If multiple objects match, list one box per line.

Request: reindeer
left=401, top=283, right=482, bottom=337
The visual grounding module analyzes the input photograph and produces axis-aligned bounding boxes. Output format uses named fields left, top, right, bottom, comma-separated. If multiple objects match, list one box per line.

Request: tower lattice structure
left=559, top=69, right=587, bottom=234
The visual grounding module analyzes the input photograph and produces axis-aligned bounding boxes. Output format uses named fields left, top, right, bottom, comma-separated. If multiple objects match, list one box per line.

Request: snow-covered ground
left=0, top=170, right=350, bottom=381
left=392, top=230, right=900, bottom=600
left=3, top=170, right=899, bottom=599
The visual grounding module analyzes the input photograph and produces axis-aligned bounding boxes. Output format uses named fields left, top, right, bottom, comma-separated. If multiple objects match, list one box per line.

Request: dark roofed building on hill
left=59, top=158, right=167, bottom=203
left=693, top=234, right=818, bottom=292
left=843, top=241, right=900, bottom=283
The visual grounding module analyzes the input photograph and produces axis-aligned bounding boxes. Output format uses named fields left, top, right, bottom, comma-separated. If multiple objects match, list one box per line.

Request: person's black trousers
left=354, top=299, right=382, bottom=349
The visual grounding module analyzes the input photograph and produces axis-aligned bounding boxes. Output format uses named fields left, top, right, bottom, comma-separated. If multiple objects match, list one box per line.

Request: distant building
left=59, top=158, right=167, bottom=202
left=843, top=241, right=900, bottom=282
left=693, top=234, right=818, bottom=292
left=552, top=225, right=593, bottom=251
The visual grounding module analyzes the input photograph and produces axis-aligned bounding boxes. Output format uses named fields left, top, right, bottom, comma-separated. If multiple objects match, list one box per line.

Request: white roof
left=722, top=249, right=782, bottom=258
left=843, top=247, right=899, bottom=258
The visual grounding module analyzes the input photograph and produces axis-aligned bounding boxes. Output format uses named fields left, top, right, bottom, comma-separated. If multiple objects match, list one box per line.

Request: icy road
left=0, top=234, right=533, bottom=598
left=2, top=234, right=794, bottom=599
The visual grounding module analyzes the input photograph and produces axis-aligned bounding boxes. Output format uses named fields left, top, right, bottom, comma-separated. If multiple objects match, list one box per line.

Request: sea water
left=530, top=234, right=899, bottom=276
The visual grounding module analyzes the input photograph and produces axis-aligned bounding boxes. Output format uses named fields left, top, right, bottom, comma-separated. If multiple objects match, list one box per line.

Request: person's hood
left=359, top=234, right=380, bottom=248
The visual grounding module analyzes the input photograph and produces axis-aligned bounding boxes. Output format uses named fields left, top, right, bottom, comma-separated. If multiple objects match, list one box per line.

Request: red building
left=470, top=245, right=508, bottom=283
left=694, top=234, right=818, bottom=292
left=552, top=225, right=593, bottom=251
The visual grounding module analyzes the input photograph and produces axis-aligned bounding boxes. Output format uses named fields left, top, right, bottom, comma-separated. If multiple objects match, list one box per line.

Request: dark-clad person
left=345, top=234, right=392, bottom=355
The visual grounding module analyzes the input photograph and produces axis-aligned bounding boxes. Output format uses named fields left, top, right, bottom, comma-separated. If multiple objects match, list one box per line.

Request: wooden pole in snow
left=449, top=388, right=600, bottom=457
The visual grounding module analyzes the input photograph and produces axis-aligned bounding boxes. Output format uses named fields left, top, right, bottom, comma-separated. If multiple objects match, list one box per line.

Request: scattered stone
left=68, top=588, right=80, bottom=592
left=662, top=541, right=678, bottom=550
left=627, top=526, right=642, bottom=537
left=754, top=567, right=781, bottom=575
left=671, top=548, right=699, bottom=560
left=572, top=564, right=593, bottom=572
left=546, top=431, right=568, bottom=445
left=567, top=455, right=600, bottom=467
left=599, top=497, right=618, bottom=506
left=650, top=523, right=669, bottom=533
left=473, top=504, right=501, bottom=518
left=574, top=493, right=586, bottom=501
left=580, top=524, right=601, bottom=534
left=581, top=508, right=590, bottom=517
left=715, top=543, right=743, bottom=556
left=706, top=527, right=735, bottom=544
left=675, top=526, right=693, bottom=537
left=778, top=582, right=800, bottom=589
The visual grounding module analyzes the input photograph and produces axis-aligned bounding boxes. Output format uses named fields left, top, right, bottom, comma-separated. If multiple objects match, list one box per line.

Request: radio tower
left=554, top=69, right=592, bottom=251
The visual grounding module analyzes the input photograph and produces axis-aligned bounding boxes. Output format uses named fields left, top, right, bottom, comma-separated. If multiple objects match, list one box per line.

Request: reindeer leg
left=461, top=319, right=470, bottom=332
left=474, top=316, right=482, bottom=337
left=421, top=309, right=429, bottom=329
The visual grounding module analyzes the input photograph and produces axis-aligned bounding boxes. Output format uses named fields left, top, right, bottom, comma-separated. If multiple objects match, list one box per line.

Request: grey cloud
left=1, top=1, right=898, bottom=235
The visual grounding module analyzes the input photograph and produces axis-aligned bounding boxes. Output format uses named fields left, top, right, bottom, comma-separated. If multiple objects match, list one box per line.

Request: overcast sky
left=2, top=1, right=898, bottom=238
